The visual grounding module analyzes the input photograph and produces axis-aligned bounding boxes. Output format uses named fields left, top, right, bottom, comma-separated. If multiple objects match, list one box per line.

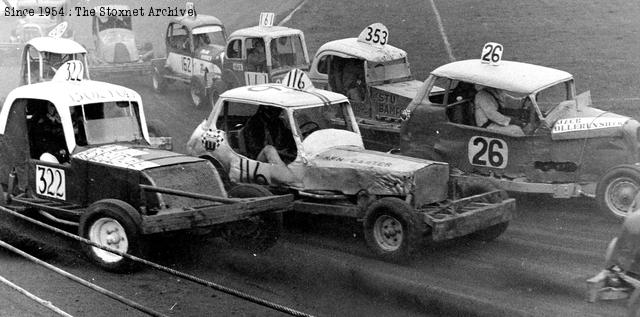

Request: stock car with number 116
left=187, top=69, right=514, bottom=262
left=400, top=42, right=640, bottom=218
left=0, top=62, right=290, bottom=272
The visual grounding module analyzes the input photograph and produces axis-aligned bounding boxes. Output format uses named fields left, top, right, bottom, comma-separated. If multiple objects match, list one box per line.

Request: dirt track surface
left=1, top=0, right=639, bottom=316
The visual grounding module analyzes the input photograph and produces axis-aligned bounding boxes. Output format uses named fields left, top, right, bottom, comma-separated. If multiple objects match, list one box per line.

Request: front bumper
left=421, top=190, right=515, bottom=242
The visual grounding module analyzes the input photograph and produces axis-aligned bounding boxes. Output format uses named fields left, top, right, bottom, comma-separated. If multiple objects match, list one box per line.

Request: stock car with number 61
left=0, top=62, right=290, bottom=272
left=400, top=43, right=640, bottom=218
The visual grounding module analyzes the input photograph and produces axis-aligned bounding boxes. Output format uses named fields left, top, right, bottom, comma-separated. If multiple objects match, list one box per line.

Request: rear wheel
left=190, top=79, right=207, bottom=108
left=459, top=183, right=509, bottom=242
left=363, top=197, right=420, bottom=262
left=79, top=199, right=145, bottom=273
left=597, top=165, right=640, bottom=218
left=222, top=184, right=282, bottom=252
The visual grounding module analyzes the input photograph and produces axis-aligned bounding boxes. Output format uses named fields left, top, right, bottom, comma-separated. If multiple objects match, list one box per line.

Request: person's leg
left=256, top=145, right=286, bottom=165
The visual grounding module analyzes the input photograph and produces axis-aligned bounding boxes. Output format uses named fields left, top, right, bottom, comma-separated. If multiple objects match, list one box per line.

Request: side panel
left=0, top=100, right=30, bottom=189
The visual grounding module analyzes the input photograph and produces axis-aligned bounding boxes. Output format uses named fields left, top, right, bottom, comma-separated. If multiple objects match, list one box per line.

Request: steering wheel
left=299, top=121, right=320, bottom=138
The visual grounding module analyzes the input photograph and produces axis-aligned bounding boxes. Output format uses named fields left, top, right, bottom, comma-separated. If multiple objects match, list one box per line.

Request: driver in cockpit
left=243, top=105, right=297, bottom=165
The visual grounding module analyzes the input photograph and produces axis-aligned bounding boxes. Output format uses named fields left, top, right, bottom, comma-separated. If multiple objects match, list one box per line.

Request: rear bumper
left=140, top=194, right=293, bottom=234
left=421, top=190, right=515, bottom=242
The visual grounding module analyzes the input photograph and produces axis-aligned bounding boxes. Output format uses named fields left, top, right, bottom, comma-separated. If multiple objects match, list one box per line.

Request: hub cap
left=373, top=215, right=403, bottom=251
left=89, top=217, right=128, bottom=263
left=606, top=178, right=639, bottom=216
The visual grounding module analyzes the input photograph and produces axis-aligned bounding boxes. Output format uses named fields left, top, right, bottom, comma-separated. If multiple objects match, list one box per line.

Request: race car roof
left=432, top=59, right=573, bottom=94
left=4, top=79, right=142, bottom=108
left=229, top=26, right=303, bottom=39
left=316, top=38, right=408, bottom=63
left=173, top=15, right=224, bottom=30
left=26, top=37, right=87, bottom=54
left=220, top=84, right=348, bottom=108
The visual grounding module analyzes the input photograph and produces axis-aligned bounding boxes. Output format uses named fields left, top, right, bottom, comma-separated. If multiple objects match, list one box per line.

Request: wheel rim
left=372, top=215, right=403, bottom=251
left=191, top=86, right=201, bottom=107
left=88, top=217, right=128, bottom=263
left=605, top=177, right=639, bottom=217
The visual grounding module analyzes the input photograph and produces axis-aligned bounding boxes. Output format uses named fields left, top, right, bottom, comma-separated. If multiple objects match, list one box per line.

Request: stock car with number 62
left=187, top=69, right=514, bottom=262
left=0, top=62, right=291, bottom=272
left=400, top=43, right=640, bottom=218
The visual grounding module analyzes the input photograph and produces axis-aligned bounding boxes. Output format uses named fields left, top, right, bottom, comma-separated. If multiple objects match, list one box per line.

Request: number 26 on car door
left=467, top=136, right=508, bottom=169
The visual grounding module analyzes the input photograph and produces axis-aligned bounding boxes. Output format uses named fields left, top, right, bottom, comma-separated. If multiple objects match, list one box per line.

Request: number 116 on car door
left=468, top=136, right=508, bottom=169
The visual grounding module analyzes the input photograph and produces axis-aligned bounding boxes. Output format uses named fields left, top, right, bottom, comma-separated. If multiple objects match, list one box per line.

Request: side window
left=316, top=55, right=328, bottom=74
left=226, top=39, right=242, bottom=59
left=428, top=77, right=453, bottom=105
left=25, top=99, right=68, bottom=163
left=169, top=24, right=190, bottom=53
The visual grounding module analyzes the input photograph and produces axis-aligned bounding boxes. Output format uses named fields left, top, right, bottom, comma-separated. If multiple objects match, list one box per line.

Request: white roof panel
left=316, top=38, right=407, bottom=63
left=220, top=84, right=347, bottom=108
left=432, top=59, right=573, bottom=94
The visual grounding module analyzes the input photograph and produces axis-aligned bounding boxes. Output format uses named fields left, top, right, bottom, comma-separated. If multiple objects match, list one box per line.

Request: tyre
left=363, top=197, right=420, bottom=262
left=151, top=67, right=166, bottom=92
left=597, top=165, right=640, bottom=218
left=222, top=184, right=282, bottom=252
left=207, top=88, right=219, bottom=109
left=78, top=199, right=145, bottom=273
left=460, top=183, right=509, bottom=242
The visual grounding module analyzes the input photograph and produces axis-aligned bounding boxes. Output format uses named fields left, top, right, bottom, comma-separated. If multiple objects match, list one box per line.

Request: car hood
left=304, top=145, right=449, bottom=205
left=550, top=106, right=633, bottom=140
left=72, top=144, right=203, bottom=171
left=372, top=79, right=424, bottom=99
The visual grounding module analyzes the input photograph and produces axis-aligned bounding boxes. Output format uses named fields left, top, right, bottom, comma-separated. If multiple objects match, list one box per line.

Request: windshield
left=192, top=25, right=226, bottom=51
left=269, top=34, right=307, bottom=70
left=535, top=81, right=572, bottom=116
left=366, top=58, right=411, bottom=84
left=292, top=102, right=357, bottom=140
left=71, top=101, right=143, bottom=146
left=97, top=16, right=132, bottom=31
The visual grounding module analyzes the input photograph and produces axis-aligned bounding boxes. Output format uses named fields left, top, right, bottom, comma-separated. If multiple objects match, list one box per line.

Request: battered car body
left=0, top=67, right=290, bottom=272
left=151, top=14, right=227, bottom=108
left=87, top=5, right=153, bottom=77
left=308, top=23, right=424, bottom=151
left=8, top=0, right=73, bottom=43
left=400, top=58, right=640, bottom=217
left=187, top=70, right=514, bottom=261
left=220, top=21, right=310, bottom=92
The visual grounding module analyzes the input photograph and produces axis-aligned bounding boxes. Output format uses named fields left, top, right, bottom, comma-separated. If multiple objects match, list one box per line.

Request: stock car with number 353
left=399, top=42, right=640, bottom=218
left=0, top=61, right=291, bottom=272
left=308, top=23, right=429, bottom=152
left=187, top=69, right=515, bottom=262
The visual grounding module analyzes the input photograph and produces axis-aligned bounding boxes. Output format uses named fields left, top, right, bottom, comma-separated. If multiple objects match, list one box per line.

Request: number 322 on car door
left=468, top=136, right=508, bottom=169
left=36, top=165, right=66, bottom=200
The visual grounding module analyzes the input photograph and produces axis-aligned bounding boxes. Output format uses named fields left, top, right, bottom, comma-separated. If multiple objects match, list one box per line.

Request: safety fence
left=0, top=205, right=315, bottom=317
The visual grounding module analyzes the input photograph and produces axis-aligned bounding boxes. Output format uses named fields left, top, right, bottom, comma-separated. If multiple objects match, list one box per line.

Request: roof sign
left=48, top=21, right=68, bottom=38
left=480, top=42, right=503, bottom=66
left=357, top=23, right=389, bottom=48
left=259, top=12, right=275, bottom=27
left=52, top=60, right=84, bottom=82
left=283, top=68, right=313, bottom=91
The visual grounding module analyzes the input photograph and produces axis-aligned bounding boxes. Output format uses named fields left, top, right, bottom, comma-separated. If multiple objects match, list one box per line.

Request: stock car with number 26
left=400, top=42, right=640, bottom=218
left=187, top=69, right=514, bottom=262
left=0, top=62, right=291, bottom=272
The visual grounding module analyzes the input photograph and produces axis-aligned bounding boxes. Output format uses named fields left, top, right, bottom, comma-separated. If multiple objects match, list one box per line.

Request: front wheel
left=597, top=165, right=640, bottom=218
left=78, top=199, right=145, bottom=273
left=222, top=184, right=282, bottom=252
left=363, top=197, right=420, bottom=262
